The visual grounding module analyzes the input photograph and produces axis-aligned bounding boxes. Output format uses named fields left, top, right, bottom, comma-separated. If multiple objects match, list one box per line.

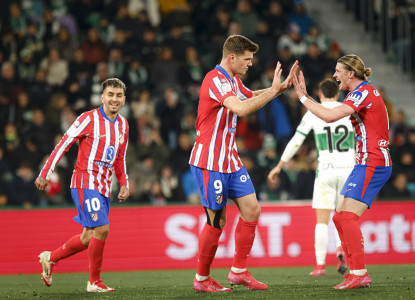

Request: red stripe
left=202, top=169, right=210, bottom=208
left=361, top=166, right=376, bottom=198
left=77, top=189, right=84, bottom=210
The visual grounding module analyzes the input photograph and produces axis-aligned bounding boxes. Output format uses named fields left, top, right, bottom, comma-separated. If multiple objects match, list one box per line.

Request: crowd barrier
left=1, top=201, right=414, bottom=274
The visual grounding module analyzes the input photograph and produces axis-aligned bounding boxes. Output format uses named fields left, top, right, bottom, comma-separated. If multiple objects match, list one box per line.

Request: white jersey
left=296, top=102, right=355, bottom=172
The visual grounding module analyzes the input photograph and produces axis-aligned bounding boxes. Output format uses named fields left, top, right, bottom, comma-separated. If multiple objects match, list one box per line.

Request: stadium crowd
left=0, top=0, right=414, bottom=208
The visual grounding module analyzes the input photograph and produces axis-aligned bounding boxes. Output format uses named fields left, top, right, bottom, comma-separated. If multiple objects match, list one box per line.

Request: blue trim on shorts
left=71, top=188, right=110, bottom=228
left=190, top=165, right=255, bottom=210
left=341, top=165, right=392, bottom=208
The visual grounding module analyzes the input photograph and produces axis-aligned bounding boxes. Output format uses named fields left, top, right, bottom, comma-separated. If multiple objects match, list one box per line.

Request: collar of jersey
left=215, top=65, right=234, bottom=83
left=99, top=106, right=118, bottom=123
left=353, top=81, right=368, bottom=92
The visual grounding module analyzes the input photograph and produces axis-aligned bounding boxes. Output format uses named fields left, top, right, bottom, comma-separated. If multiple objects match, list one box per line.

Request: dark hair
left=223, top=35, right=259, bottom=57
left=101, top=78, right=126, bottom=94
left=319, top=79, right=339, bottom=98
left=338, top=54, right=372, bottom=81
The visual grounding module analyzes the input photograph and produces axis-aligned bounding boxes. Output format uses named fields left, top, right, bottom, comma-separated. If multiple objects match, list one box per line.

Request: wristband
left=300, top=96, right=308, bottom=104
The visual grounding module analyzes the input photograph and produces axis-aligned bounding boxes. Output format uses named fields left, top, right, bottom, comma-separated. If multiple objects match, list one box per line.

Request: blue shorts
left=341, top=165, right=392, bottom=208
left=190, top=165, right=255, bottom=210
left=71, top=189, right=110, bottom=228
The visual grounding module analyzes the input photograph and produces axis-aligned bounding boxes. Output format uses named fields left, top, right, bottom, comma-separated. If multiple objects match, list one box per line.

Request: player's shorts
left=71, top=188, right=110, bottom=228
left=341, top=165, right=392, bottom=208
left=190, top=165, right=255, bottom=210
left=312, top=170, right=352, bottom=210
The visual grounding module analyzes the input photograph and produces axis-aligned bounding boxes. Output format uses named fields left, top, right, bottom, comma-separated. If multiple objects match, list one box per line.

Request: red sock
left=333, top=212, right=353, bottom=270
left=337, top=211, right=365, bottom=270
left=88, top=237, right=105, bottom=283
left=197, top=223, right=222, bottom=276
left=232, top=217, right=257, bottom=269
left=50, top=234, right=88, bottom=263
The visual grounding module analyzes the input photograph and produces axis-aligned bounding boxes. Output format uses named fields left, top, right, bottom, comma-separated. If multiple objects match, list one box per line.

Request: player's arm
left=114, top=120, right=130, bottom=202
left=35, top=113, right=90, bottom=191
left=293, top=71, right=354, bottom=122
left=224, top=62, right=283, bottom=117
left=268, top=131, right=307, bottom=183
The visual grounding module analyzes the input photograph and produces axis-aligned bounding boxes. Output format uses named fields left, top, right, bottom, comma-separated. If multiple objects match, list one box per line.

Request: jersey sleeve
left=114, top=118, right=129, bottom=189
left=209, top=74, right=238, bottom=106
left=296, top=111, right=314, bottom=135
left=343, top=87, right=371, bottom=112
left=39, top=113, right=91, bottom=180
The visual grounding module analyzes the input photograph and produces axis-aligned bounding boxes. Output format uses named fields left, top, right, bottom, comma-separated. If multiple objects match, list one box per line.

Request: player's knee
left=242, top=203, right=261, bottom=221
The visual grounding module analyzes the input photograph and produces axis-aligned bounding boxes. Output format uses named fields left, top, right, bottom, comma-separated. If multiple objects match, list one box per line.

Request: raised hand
left=281, top=60, right=299, bottom=90
left=271, top=61, right=283, bottom=96
left=293, top=70, right=309, bottom=100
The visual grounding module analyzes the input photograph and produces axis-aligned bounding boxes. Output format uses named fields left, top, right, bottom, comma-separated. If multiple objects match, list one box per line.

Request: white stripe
left=218, top=109, right=230, bottom=172
left=352, top=113, right=368, bottom=162
left=45, top=136, right=75, bottom=180
left=207, top=107, right=224, bottom=169
left=380, top=148, right=390, bottom=166
left=194, top=144, right=202, bottom=166
left=209, top=88, right=220, bottom=103
left=121, top=117, right=129, bottom=189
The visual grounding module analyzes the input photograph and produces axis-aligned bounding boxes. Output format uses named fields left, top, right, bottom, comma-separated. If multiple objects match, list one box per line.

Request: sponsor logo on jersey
left=94, top=161, right=113, bottom=168
left=105, top=145, right=116, bottom=161
left=229, top=127, right=236, bottom=133
left=216, top=194, right=223, bottom=204
left=378, top=139, right=389, bottom=147
left=90, top=212, right=98, bottom=222
left=373, top=89, right=380, bottom=96
left=349, top=90, right=369, bottom=107
left=240, top=175, right=247, bottom=182
left=348, top=182, right=357, bottom=187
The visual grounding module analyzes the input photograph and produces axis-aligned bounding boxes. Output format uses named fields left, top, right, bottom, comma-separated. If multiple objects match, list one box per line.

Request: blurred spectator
left=304, top=25, right=330, bottom=52
left=26, top=68, right=52, bottom=109
left=107, top=48, right=126, bottom=79
left=109, top=29, right=136, bottom=63
left=126, top=59, right=149, bottom=95
left=8, top=161, right=39, bottom=207
left=148, top=180, right=167, bottom=206
left=171, top=132, right=193, bottom=176
left=0, top=61, right=24, bottom=105
left=288, top=1, right=315, bottom=36
left=278, top=23, right=307, bottom=58
left=251, top=21, right=276, bottom=68
left=39, top=47, right=69, bottom=87
left=89, top=62, right=109, bottom=108
left=157, top=87, right=183, bottom=150
left=160, top=164, right=182, bottom=202
left=128, top=155, right=158, bottom=202
left=21, top=108, right=53, bottom=156
left=136, top=128, right=170, bottom=172
left=264, top=1, right=288, bottom=42
left=1, top=123, right=22, bottom=170
left=150, top=46, right=182, bottom=92
left=232, top=0, right=259, bottom=38
left=20, top=22, right=44, bottom=63
left=390, top=109, right=410, bottom=147
left=162, top=26, right=192, bottom=63
left=17, top=49, right=37, bottom=82
left=96, top=14, right=116, bottom=45
left=47, top=26, right=78, bottom=61
left=380, top=173, right=411, bottom=199
left=139, top=28, right=162, bottom=69
left=237, top=113, right=264, bottom=152
left=9, top=2, right=28, bottom=39
left=299, top=43, right=329, bottom=94
left=81, top=27, right=107, bottom=66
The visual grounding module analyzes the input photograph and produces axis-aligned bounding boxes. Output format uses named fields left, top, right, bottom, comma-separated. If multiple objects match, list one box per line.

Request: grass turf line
left=0, top=265, right=414, bottom=299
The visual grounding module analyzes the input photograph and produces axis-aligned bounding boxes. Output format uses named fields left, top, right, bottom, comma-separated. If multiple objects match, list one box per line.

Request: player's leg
left=227, top=167, right=267, bottom=290
left=190, top=166, right=231, bottom=292
left=39, top=189, right=92, bottom=287
left=310, top=208, right=331, bottom=276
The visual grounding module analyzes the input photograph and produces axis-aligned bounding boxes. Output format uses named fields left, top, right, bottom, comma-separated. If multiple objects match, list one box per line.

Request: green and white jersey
left=296, top=102, right=355, bottom=171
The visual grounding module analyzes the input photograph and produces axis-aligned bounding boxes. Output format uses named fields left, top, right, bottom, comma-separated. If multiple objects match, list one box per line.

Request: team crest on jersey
left=221, top=82, right=232, bottom=93
left=216, top=194, right=223, bottom=204
left=90, top=213, right=98, bottom=222
left=378, top=139, right=389, bottom=147
left=348, top=90, right=369, bottom=107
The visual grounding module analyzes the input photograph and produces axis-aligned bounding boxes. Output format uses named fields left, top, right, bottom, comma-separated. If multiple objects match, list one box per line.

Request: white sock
left=231, top=267, right=246, bottom=273
left=315, top=223, right=329, bottom=265
left=195, top=274, right=209, bottom=281
left=354, top=269, right=367, bottom=276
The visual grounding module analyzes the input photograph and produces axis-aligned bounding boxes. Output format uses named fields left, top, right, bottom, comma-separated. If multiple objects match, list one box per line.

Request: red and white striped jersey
left=343, top=81, right=392, bottom=167
left=40, top=106, right=129, bottom=197
left=189, top=65, right=253, bottom=173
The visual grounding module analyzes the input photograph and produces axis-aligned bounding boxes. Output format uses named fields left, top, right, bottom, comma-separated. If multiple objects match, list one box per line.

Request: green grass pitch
left=0, top=265, right=414, bottom=299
